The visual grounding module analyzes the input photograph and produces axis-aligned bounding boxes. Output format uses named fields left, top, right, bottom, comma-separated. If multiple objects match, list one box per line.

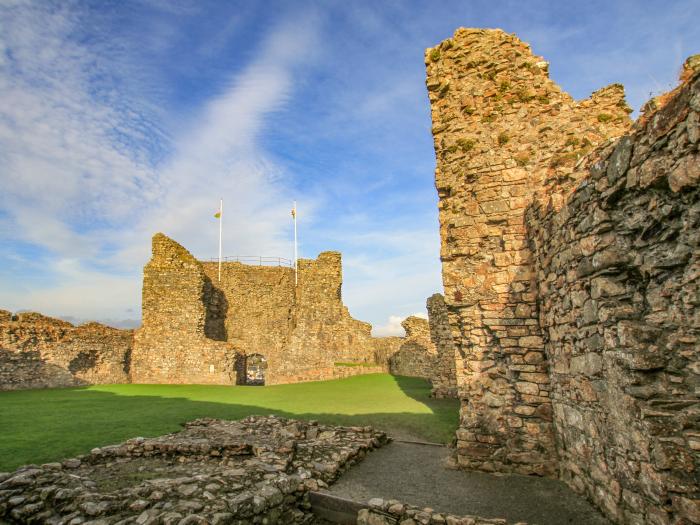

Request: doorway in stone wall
left=245, top=354, right=267, bottom=385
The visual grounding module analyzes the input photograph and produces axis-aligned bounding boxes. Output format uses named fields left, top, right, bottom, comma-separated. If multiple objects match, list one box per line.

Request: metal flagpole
left=293, top=201, right=298, bottom=286
left=218, top=198, right=223, bottom=282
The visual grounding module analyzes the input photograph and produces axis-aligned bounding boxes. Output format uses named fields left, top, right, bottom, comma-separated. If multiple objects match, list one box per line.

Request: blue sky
left=0, top=0, right=698, bottom=334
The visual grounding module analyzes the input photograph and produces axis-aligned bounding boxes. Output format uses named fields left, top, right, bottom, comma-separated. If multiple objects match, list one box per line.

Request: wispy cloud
left=0, top=2, right=160, bottom=256
left=0, top=1, right=322, bottom=321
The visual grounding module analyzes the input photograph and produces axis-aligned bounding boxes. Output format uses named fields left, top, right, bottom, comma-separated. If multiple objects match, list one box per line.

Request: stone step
left=309, top=491, right=367, bottom=524
left=392, top=438, right=446, bottom=447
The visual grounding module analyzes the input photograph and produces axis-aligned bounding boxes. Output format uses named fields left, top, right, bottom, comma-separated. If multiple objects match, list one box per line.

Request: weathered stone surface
left=0, top=313, right=132, bottom=390
left=427, top=26, right=698, bottom=525
left=0, top=415, right=389, bottom=524
left=426, top=25, right=700, bottom=523
left=528, top=66, right=700, bottom=525
left=427, top=27, right=630, bottom=480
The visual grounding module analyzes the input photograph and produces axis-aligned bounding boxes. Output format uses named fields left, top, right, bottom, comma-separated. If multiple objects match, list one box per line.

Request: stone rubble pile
left=0, top=416, right=388, bottom=524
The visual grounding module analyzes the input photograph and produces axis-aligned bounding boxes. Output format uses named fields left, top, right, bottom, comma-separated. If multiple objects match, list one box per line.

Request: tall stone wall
left=2, top=236, right=446, bottom=390
left=199, top=261, right=295, bottom=384
left=427, top=27, right=632, bottom=477
left=426, top=293, right=458, bottom=398
left=527, top=64, right=699, bottom=524
left=282, top=252, right=379, bottom=381
left=0, top=311, right=132, bottom=390
left=427, top=26, right=699, bottom=524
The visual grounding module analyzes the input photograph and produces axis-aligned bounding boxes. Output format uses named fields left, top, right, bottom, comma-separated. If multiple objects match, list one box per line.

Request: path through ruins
left=325, top=441, right=610, bottom=524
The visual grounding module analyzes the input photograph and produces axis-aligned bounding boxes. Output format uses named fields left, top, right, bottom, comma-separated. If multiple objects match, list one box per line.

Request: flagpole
left=293, top=201, right=298, bottom=286
left=218, top=198, right=223, bottom=282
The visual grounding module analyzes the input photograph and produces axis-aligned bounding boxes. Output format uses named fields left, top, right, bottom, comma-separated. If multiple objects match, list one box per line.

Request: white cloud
left=1, top=256, right=141, bottom=322
left=0, top=3, right=322, bottom=323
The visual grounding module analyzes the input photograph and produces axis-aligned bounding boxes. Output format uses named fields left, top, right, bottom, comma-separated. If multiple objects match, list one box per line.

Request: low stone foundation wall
left=357, top=498, right=526, bottom=525
left=0, top=311, right=132, bottom=391
left=0, top=416, right=388, bottom=524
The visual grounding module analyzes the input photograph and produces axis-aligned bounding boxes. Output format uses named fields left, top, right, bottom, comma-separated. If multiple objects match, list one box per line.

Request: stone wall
left=388, top=316, right=437, bottom=378
left=0, top=311, right=132, bottom=390
left=426, top=26, right=699, bottom=524
left=526, top=63, right=699, bottom=524
left=199, top=258, right=295, bottom=385
left=372, top=336, right=403, bottom=370
left=277, top=252, right=380, bottom=382
left=357, top=498, right=526, bottom=525
left=133, top=234, right=394, bottom=386
left=426, top=293, right=458, bottom=398
left=427, top=27, right=631, bottom=477
left=0, top=416, right=389, bottom=524
left=382, top=297, right=459, bottom=398
left=2, top=236, right=448, bottom=390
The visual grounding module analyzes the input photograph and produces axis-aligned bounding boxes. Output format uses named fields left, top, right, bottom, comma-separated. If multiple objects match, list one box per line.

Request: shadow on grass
left=0, top=375, right=459, bottom=471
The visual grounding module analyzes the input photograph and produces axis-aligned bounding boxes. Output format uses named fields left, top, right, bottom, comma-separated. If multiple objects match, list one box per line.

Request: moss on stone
left=456, top=138, right=475, bottom=153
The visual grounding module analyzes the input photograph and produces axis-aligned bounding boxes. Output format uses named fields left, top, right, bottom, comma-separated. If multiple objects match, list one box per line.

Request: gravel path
left=328, top=442, right=610, bottom=525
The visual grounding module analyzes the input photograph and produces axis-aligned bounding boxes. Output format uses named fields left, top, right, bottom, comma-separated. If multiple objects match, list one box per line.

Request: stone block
left=515, top=382, right=539, bottom=395
left=569, top=354, right=603, bottom=377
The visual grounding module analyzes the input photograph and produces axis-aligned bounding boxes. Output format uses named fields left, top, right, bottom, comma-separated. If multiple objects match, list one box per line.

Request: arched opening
left=245, top=354, right=267, bottom=386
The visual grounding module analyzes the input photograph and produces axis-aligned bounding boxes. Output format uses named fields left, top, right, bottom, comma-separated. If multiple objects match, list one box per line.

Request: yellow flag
left=214, top=211, right=221, bottom=218
left=291, top=208, right=296, bottom=218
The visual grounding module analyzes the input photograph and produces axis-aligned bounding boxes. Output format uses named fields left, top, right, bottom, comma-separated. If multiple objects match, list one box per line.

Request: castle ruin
left=131, top=233, right=388, bottom=385
left=0, top=25, right=697, bottom=525
left=1, top=234, right=457, bottom=392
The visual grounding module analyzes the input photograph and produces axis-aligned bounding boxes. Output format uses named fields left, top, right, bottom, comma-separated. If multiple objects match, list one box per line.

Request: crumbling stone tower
left=427, top=28, right=699, bottom=524
left=131, top=234, right=235, bottom=384
left=426, top=27, right=633, bottom=477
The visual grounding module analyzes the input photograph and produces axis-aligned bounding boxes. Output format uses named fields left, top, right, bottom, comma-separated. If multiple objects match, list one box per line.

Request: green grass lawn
left=0, top=374, right=459, bottom=471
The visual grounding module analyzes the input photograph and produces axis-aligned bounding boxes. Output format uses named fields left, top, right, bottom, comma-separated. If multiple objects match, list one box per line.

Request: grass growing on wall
left=0, top=374, right=459, bottom=471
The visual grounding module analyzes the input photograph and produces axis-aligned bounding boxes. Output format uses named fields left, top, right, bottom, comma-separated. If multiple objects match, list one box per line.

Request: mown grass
left=0, top=374, right=459, bottom=471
